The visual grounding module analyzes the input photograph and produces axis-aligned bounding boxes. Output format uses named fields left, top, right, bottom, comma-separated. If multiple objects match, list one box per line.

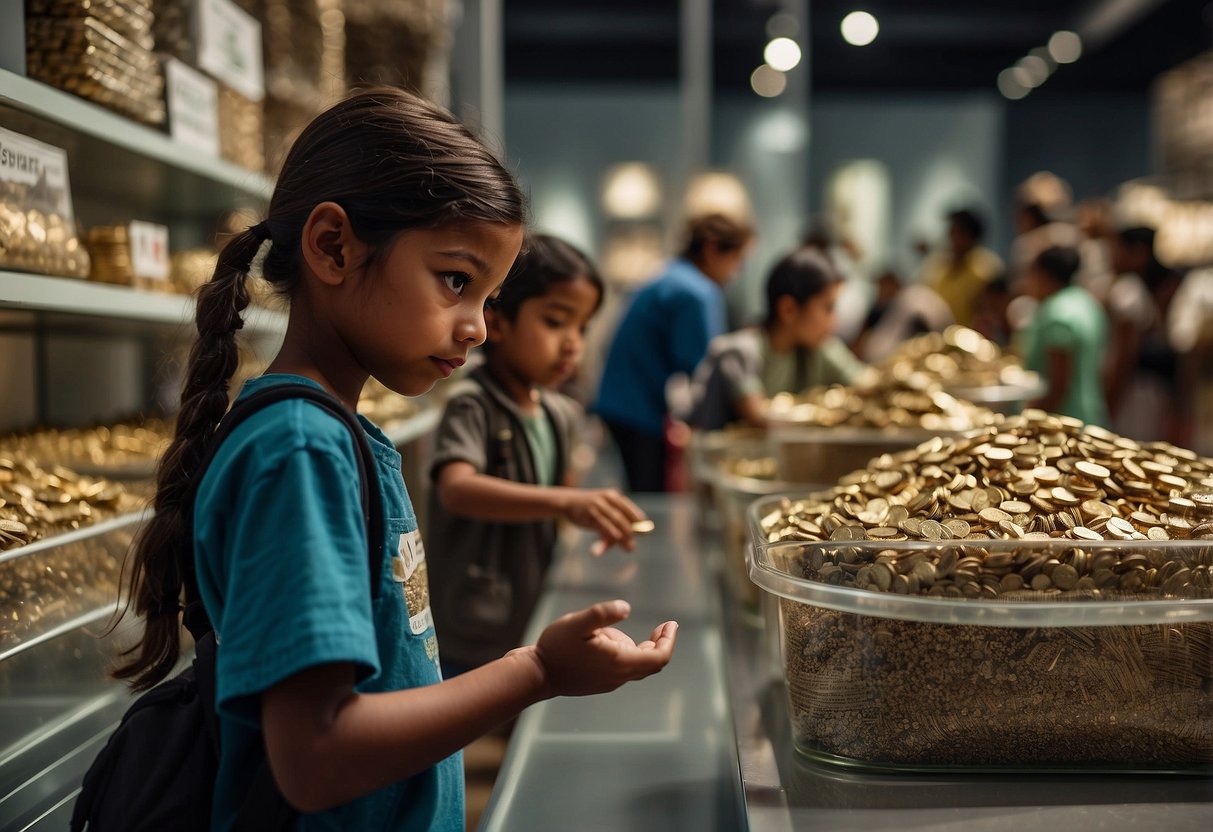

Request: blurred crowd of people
left=590, top=170, right=1213, bottom=493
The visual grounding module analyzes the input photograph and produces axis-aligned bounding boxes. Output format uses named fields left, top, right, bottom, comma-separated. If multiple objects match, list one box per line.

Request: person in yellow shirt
left=919, top=208, right=1003, bottom=327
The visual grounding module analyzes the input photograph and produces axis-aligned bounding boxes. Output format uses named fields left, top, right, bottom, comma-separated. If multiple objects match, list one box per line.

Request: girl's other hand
left=562, top=488, right=646, bottom=555
left=524, top=600, right=677, bottom=697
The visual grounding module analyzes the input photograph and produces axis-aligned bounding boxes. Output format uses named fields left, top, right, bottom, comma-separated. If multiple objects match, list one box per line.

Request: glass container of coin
left=712, top=437, right=824, bottom=616
left=85, top=226, right=135, bottom=286
left=746, top=411, right=1213, bottom=773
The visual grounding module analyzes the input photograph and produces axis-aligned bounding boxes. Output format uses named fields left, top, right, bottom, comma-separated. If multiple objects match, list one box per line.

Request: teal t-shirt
left=1020, top=285, right=1110, bottom=427
left=520, top=410, right=557, bottom=486
left=194, top=374, right=462, bottom=831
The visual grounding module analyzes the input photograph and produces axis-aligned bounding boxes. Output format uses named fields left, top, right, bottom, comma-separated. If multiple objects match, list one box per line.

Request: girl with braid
left=112, top=89, right=677, bottom=831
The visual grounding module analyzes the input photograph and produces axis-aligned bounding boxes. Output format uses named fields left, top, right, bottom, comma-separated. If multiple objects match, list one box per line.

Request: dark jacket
left=426, top=366, right=581, bottom=668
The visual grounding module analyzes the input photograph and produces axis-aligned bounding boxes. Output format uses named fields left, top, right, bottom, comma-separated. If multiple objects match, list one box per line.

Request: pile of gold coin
left=26, top=1, right=166, bottom=126
left=3, top=418, right=171, bottom=478
left=878, top=325, right=1038, bottom=391
left=721, top=455, right=778, bottom=481
left=0, top=454, right=142, bottom=552
left=218, top=86, right=265, bottom=173
left=85, top=225, right=135, bottom=285
left=0, top=186, right=90, bottom=278
left=169, top=248, right=218, bottom=295
left=758, top=409, right=1213, bottom=598
left=0, top=522, right=134, bottom=651
left=768, top=373, right=996, bottom=432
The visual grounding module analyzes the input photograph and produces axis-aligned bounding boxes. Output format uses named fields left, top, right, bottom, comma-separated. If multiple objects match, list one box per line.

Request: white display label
left=129, top=221, right=170, bottom=282
left=397, top=529, right=425, bottom=582
left=165, top=58, right=220, bottom=157
left=195, top=0, right=264, bottom=101
left=0, top=126, right=75, bottom=223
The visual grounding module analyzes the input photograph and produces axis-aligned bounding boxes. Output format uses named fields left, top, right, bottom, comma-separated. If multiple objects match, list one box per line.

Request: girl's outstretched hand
left=561, top=489, right=646, bottom=555
left=525, top=600, right=677, bottom=698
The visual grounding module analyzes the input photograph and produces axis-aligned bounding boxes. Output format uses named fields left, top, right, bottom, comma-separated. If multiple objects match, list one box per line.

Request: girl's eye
left=442, top=272, right=471, bottom=296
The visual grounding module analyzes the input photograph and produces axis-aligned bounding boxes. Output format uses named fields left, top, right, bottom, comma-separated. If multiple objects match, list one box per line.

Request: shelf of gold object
left=0, top=271, right=286, bottom=334
left=0, top=511, right=145, bottom=662
left=1, top=69, right=272, bottom=214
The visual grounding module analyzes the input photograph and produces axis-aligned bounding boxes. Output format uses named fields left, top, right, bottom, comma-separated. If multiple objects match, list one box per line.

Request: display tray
left=711, top=429, right=947, bottom=608
left=745, top=500, right=1213, bottom=774
left=946, top=378, right=1045, bottom=412
left=764, top=425, right=953, bottom=485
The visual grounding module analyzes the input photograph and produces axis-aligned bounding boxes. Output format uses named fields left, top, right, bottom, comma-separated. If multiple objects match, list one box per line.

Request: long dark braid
left=112, top=228, right=262, bottom=689
left=113, top=87, right=525, bottom=691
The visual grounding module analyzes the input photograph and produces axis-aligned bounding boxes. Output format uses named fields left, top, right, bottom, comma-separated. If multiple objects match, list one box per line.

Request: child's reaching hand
left=560, top=488, right=648, bottom=555
left=517, top=600, right=678, bottom=698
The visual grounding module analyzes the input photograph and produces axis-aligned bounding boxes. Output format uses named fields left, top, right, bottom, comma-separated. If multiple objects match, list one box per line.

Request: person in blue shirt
left=595, top=213, right=754, bottom=491
left=112, top=88, right=678, bottom=831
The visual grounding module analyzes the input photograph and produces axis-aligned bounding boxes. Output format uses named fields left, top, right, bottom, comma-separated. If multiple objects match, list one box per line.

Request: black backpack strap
left=183, top=383, right=386, bottom=829
left=182, top=383, right=384, bottom=641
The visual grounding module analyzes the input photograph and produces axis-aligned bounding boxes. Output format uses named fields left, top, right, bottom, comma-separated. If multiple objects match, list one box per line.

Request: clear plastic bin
left=714, top=429, right=949, bottom=610
left=746, top=494, right=1213, bottom=773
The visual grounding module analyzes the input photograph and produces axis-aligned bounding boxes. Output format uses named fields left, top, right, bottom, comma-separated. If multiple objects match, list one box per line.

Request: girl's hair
left=491, top=233, right=603, bottom=321
left=680, top=213, right=754, bottom=261
left=114, top=87, right=526, bottom=691
left=764, top=247, right=842, bottom=327
left=1034, top=246, right=1081, bottom=286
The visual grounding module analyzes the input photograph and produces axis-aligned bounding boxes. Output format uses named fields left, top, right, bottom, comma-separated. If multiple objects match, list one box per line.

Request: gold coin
left=978, top=507, right=1011, bottom=524
left=1074, top=460, right=1111, bottom=480
left=631, top=519, right=656, bottom=535
left=1072, top=526, right=1103, bottom=541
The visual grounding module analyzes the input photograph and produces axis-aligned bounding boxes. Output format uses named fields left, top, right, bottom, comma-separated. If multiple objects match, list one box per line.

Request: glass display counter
left=0, top=404, right=443, bottom=830
left=0, top=513, right=143, bottom=830
left=480, top=494, right=1213, bottom=832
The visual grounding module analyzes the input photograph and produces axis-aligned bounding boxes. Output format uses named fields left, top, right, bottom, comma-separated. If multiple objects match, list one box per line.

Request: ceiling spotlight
left=1017, top=55, right=1050, bottom=88
left=840, top=11, right=879, bottom=47
left=602, top=163, right=662, bottom=219
left=751, top=64, right=787, bottom=98
left=1048, top=30, right=1082, bottom=64
left=997, top=68, right=1029, bottom=100
left=764, top=37, right=802, bottom=72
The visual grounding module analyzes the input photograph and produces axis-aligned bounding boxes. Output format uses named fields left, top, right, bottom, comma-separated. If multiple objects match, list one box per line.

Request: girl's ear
left=775, top=294, right=800, bottom=324
left=301, top=201, right=369, bottom=286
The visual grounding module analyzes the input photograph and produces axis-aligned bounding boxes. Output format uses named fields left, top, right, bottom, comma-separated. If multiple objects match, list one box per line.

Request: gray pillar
left=678, top=0, right=712, bottom=226
left=449, top=0, right=504, bottom=155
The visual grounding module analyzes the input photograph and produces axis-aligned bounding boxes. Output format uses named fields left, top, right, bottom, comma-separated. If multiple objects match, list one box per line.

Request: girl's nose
left=457, top=312, right=487, bottom=346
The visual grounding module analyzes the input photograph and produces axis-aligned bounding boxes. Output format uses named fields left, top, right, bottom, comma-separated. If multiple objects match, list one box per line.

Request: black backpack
left=71, top=384, right=384, bottom=831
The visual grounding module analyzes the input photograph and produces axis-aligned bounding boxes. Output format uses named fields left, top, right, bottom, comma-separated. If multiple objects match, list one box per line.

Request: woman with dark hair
left=687, top=246, right=866, bottom=430
left=595, top=213, right=755, bottom=490
left=1019, top=246, right=1109, bottom=426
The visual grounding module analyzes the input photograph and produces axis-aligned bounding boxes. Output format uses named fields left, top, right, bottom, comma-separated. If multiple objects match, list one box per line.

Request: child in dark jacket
left=428, top=234, right=648, bottom=671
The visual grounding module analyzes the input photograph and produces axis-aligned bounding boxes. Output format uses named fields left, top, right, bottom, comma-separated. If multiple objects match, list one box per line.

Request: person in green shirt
left=688, top=246, right=867, bottom=430
left=1019, top=246, right=1110, bottom=426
